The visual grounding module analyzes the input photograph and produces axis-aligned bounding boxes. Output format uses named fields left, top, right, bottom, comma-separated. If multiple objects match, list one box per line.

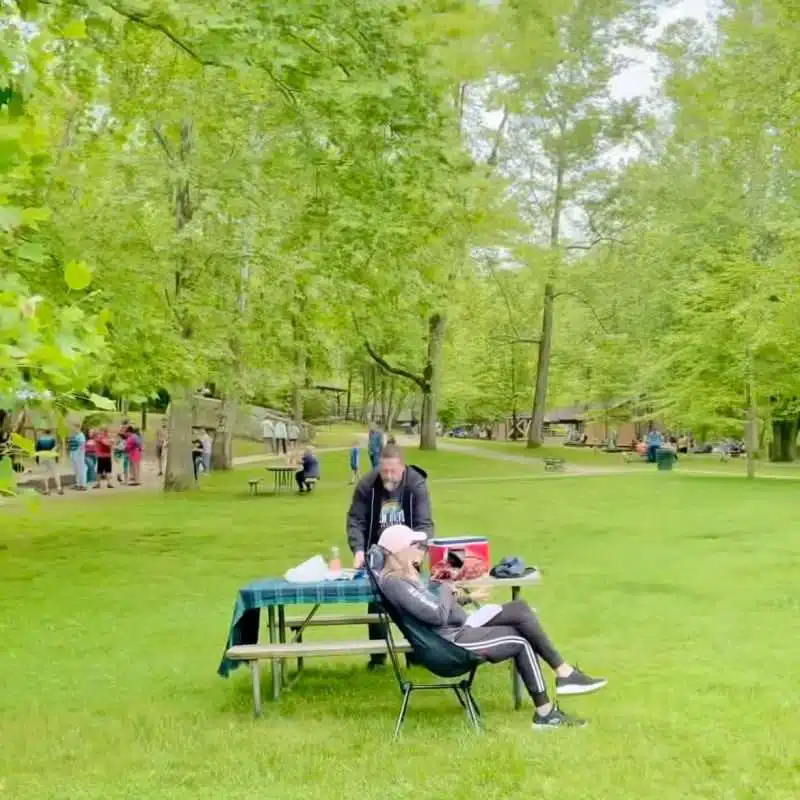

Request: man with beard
left=346, top=443, right=433, bottom=667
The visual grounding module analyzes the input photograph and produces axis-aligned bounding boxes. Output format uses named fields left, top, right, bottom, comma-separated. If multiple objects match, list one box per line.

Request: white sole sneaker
left=556, top=679, right=608, bottom=696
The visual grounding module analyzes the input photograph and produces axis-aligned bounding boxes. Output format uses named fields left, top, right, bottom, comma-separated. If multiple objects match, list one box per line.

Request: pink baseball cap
left=377, top=525, right=427, bottom=554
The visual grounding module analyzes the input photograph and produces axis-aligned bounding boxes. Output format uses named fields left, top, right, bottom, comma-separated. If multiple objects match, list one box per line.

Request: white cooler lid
left=429, top=536, right=488, bottom=545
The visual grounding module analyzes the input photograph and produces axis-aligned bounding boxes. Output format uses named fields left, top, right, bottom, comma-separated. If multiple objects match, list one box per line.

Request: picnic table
left=267, top=466, right=295, bottom=494
left=218, top=571, right=540, bottom=711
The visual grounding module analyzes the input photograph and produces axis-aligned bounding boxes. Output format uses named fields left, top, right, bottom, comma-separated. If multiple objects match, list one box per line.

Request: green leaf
left=89, top=392, right=116, bottom=411
left=10, top=432, right=35, bottom=455
left=0, top=455, right=15, bottom=495
left=15, top=241, right=48, bottom=263
left=21, top=207, right=52, bottom=227
left=62, top=19, right=87, bottom=39
left=64, top=260, right=92, bottom=291
left=0, top=206, right=23, bottom=230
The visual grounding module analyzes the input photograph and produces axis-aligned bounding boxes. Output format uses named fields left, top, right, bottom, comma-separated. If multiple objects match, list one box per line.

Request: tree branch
left=553, top=290, right=611, bottom=334
left=363, top=341, right=427, bottom=391
left=486, top=105, right=509, bottom=169
left=150, top=124, right=174, bottom=162
left=102, top=1, right=221, bottom=66
left=286, top=32, right=351, bottom=77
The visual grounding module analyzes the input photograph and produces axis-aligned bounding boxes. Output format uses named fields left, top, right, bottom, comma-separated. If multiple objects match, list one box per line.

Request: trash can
left=656, top=448, right=676, bottom=471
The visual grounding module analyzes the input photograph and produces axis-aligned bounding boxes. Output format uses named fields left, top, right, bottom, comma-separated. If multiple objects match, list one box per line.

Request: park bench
left=247, top=477, right=263, bottom=496
left=543, top=457, right=566, bottom=472
left=226, top=639, right=411, bottom=715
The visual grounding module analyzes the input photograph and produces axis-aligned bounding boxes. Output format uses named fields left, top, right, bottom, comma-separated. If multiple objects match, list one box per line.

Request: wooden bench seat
left=227, top=640, right=409, bottom=661
left=227, top=639, right=411, bottom=715
left=285, top=613, right=380, bottom=628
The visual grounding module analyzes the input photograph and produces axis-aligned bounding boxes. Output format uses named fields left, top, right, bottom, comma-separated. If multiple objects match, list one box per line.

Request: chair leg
left=393, top=687, right=412, bottom=741
left=466, top=688, right=482, bottom=718
left=452, top=686, right=467, bottom=710
left=465, top=691, right=482, bottom=730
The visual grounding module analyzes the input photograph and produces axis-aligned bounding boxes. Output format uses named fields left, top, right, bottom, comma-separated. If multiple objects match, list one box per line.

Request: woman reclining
left=376, top=525, right=607, bottom=729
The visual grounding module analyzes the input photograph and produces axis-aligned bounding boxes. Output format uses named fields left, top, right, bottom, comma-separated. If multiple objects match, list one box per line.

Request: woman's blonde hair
left=381, top=548, right=421, bottom=584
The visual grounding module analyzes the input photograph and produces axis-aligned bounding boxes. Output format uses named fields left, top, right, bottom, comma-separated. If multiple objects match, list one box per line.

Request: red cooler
left=427, top=536, right=490, bottom=578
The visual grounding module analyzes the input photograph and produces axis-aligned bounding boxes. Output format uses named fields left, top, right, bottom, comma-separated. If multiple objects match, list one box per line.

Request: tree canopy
left=5, top=0, right=800, bottom=486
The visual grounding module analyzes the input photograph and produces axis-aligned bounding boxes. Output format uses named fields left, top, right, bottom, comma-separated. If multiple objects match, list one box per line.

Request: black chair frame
left=365, top=552, right=484, bottom=740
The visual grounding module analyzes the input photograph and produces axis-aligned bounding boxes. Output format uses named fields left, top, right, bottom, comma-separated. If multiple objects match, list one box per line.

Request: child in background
left=349, top=441, right=361, bottom=484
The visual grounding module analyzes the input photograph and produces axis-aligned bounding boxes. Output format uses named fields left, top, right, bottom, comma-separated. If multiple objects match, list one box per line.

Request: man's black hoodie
left=346, top=465, right=434, bottom=555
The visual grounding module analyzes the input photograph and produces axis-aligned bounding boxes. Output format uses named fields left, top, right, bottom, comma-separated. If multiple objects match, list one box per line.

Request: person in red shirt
left=94, top=426, right=114, bottom=488
left=125, top=426, right=143, bottom=486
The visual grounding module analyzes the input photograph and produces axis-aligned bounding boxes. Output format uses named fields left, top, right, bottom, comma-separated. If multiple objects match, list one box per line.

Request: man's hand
left=353, top=550, right=365, bottom=569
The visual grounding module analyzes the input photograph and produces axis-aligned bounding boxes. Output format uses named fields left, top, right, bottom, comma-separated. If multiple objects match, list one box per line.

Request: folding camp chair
left=365, top=547, right=485, bottom=740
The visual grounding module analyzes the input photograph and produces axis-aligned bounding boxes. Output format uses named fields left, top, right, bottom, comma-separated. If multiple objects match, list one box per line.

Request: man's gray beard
left=383, top=480, right=397, bottom=491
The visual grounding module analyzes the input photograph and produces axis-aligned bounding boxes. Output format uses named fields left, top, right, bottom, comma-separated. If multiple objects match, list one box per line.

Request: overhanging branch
left=363, top=341, right=427, bottom=391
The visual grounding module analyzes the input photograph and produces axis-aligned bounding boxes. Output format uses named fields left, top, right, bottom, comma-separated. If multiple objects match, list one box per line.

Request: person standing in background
left=94, top=426, right=114, bottom=489
left=261, top=417, right=275, bottom=454
left=367, top=421, right=383, bottom=470
left=274, top=418, right=288, bottom=455
left=645, top=428, right=662, bottom=463
left=288, top=422, right=299, bottom=450
left=84, top=428, right=98, bottom=488
left=125, top=426, right=143, bottom=485
left=200, top=429, right=213, bottom=474
left=156, top=421, right=168, bottom=476
left=349, top=440, right=361, bottom=484
left=35, top=428, right=62, bottom=495
left=67, top=422, right=87, bottom=491
left=114, top=430, right=128, bottom=483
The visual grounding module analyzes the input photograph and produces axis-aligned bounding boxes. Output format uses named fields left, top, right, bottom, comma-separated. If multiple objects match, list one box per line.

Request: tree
left=493, top=0, right=653, bottom=447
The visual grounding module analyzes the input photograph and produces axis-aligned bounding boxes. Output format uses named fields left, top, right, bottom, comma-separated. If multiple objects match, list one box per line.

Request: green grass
left=2, top=450, right=800, bottom=798
left=450, top=437, right=800, bottom=479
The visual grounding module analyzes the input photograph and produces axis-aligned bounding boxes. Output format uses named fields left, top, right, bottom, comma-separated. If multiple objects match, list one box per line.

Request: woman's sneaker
left=556, top=668, right=607, bottom=696
left=533, top=706, right=586, bottom=729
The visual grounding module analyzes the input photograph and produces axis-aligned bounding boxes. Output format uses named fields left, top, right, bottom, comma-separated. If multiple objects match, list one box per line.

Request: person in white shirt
left=200, top=430, right=213, bottom=473
left=274, top=420, right=288, bottom=454
left=262, top=418, right=275, bottom=453
left=288, top=422, right=300, bottom=449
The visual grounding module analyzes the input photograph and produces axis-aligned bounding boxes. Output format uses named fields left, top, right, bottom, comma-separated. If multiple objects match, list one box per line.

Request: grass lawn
left=2, top=451, right=799, bottom=799
left=450, top=437, right=800, bottom=479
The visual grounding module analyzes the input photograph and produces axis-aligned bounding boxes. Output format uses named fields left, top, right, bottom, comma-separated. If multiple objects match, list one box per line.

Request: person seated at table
left=375, top=524, right=607, bottom=729
left=295, top=447, right=320, bottom=493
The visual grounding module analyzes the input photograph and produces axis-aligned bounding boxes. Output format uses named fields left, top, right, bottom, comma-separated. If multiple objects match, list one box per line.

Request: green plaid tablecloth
left=217, top=577, right=376, bottom=677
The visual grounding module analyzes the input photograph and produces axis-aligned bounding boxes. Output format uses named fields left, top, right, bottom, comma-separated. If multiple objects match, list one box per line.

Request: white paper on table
left=284, top=555, right=328, bottom=583
left=463, top=604, right=503, bottom=628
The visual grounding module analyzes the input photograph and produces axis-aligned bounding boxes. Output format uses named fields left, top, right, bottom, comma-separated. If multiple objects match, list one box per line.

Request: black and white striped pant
left=454, top=601, right=564, bottom=706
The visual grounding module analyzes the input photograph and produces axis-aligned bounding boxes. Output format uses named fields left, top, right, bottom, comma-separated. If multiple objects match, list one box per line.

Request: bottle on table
left=329, top=546, right=341, bottom=573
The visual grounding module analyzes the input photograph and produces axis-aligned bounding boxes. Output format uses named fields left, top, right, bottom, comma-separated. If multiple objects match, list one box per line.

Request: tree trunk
left=528, top=281, right=555, bottom=448
left=528, top=152, right=564, bottom=449
left=211, top=393, right=237, bottom=470
left=744, top=383, right=757, bottom=479
left=419, top=313, right=446, bottom=451
left=769, top=418, right=797, bottom=462
left=164, top=384, right=194, bottom=491
left=345, top=372, right=353, bottom=420
left=140, top=404, right=147, bottom=432
left=380, top=375, right=388, bottom=425
left=386, top=378, right=396, bottom=431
